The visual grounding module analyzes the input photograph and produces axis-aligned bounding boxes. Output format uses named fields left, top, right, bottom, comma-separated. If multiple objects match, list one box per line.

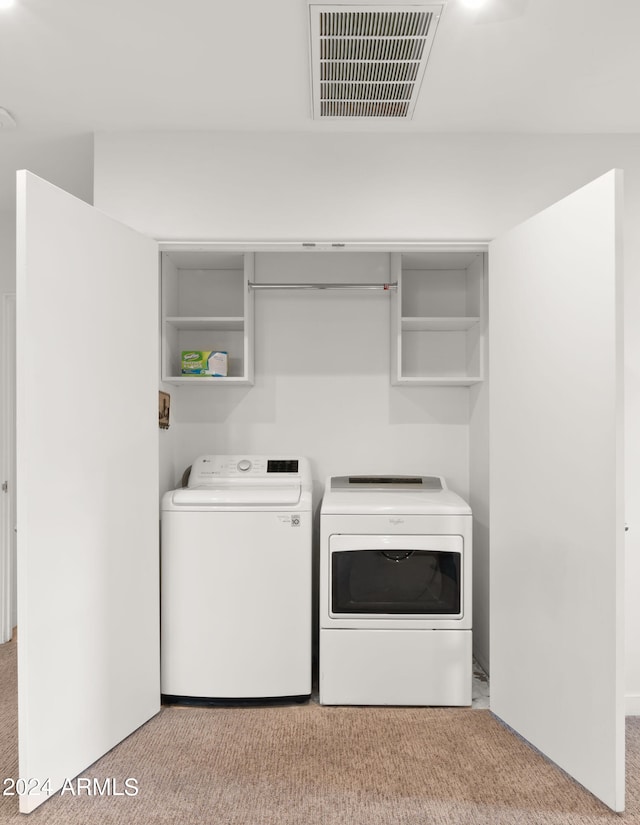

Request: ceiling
left=0, top=0, right=638, bottom=211
left=1, top=0, right=639, bottom=133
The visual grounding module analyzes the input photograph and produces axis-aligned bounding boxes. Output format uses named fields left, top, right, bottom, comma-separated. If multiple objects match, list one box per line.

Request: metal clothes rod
left=249, top=282, right=398, bottom=291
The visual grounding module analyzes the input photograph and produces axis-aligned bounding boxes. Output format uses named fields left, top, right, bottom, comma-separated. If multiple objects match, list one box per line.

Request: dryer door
left=330, top=535, right=462, bottom=617
left=324, top=533, right=470, bottom=630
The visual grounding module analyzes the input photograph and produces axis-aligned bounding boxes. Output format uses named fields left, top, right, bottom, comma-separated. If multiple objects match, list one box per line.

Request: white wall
left=0, top=132, right=94, bottom=346
left=0, top=213, right=16, bottom=296
left=93, top=131, right=640, bottom=707
left=0, top=215, right=17, bottom=633
left=0, top=135, right=94, bottom=639
left=469, top=322, right=490, bottom=676
left=169, top=251, right=471, bottom=498
left=93, top=132, right=639, bottom=242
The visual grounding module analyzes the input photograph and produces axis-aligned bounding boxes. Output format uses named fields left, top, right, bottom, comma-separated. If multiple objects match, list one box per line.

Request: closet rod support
left=249, top=282, right=397, bottom=291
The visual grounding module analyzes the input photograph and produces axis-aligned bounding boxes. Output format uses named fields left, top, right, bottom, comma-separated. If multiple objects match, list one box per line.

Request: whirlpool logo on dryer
left=278, top=514, right=301, bottom=527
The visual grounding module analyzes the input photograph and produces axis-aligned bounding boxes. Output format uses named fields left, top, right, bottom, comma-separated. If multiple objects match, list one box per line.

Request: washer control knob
left=237, top=459, right=252, bottom=472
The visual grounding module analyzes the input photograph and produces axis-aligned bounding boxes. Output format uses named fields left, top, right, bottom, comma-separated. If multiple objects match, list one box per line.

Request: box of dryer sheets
left=181, top=350, right=228, bottom=377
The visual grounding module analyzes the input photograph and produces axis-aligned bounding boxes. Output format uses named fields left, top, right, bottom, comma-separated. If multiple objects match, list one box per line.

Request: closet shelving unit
left=161, top=251, right=254, bottom=386
left=390, top=251, right=486, bottom=386
left=160, top=247, right=485, bottom=388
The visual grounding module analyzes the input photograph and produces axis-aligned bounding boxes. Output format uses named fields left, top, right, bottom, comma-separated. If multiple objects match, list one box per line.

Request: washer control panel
left=188, top=455, right=302, bottom=486
left=267, top=459, right=299, bottom=474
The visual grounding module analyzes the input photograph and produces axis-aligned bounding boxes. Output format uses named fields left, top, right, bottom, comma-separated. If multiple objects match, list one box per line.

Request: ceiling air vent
left=309, top=4, right=444, bottom=119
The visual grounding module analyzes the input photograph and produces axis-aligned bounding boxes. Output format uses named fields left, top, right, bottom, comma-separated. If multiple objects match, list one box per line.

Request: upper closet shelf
left=165, top=316, right=245, bottom=331
left=402, top=316, right=480, bottom=332
left=396, top=375, right=484, bottom=387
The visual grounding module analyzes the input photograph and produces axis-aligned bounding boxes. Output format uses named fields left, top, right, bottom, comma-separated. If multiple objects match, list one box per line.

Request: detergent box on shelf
left=181, top=350, right=228, bottom=377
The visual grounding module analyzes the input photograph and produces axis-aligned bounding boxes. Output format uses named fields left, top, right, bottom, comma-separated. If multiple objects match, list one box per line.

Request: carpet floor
left=1, top=637, right=639, bottom=824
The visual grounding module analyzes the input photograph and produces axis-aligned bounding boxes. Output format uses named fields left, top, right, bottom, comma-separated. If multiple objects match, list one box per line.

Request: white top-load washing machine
left=161, top=455, right=312, bottom=702
left=320, top=475, right=472, bottom=706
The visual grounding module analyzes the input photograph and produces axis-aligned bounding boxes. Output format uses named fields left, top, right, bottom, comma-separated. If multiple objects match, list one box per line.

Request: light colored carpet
left=1, top=636, right=639, bottom=824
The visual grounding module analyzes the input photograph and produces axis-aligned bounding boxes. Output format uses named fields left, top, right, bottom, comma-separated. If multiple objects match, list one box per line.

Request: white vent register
left=309, top=4, right=444, bottom=119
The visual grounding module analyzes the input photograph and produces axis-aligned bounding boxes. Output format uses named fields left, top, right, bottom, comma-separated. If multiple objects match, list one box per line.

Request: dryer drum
left=381, top=550, right=413, bottom=561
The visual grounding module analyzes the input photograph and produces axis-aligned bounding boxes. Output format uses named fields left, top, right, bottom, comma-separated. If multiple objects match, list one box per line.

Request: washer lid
left=168, top=483, right=302, bottom=507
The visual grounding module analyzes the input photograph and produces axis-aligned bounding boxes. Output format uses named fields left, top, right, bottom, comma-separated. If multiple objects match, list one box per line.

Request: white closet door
left=489, top=170, right=624, bottom=811
left=16, top=172, right=160, bottom=813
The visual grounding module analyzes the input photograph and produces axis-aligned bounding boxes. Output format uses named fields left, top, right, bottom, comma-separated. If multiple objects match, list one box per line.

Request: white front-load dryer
left=161, top=455, right=312, bottom=701
left=319, top=475, right=472, bottom=706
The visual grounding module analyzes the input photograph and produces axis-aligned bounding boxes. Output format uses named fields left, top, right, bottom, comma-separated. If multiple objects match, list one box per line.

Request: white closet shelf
left=165, top=316, right=245, bottom=331
left=162, top=375, right=253, bottom=386
left=394, top=376, right=484, bottom=387
left=401, top=316, right=480, bottom=332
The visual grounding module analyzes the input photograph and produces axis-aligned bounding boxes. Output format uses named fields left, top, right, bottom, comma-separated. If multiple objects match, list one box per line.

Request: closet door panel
left=16, top=171, right=160, bottom=812
left=489, top=169, right=624, bottom=811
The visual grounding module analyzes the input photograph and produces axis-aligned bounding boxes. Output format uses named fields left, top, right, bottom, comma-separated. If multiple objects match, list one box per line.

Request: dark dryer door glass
left=332, top=549, right=461, bottom=615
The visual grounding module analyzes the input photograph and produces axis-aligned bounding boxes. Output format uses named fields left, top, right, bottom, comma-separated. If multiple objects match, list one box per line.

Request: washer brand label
left=389, top=517, right=405, bottom=526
